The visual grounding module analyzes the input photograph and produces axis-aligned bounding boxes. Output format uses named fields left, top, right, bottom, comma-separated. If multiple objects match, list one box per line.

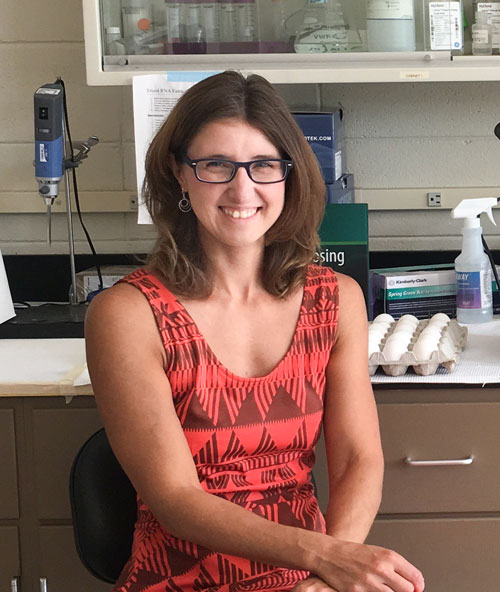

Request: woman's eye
left=253, top=160, right=275, bottom=169
left=205, top=160, right=229, bottom=169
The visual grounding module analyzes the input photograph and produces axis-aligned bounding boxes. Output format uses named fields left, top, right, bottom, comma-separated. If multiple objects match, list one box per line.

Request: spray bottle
left=451, top=198, right=498, bottom=323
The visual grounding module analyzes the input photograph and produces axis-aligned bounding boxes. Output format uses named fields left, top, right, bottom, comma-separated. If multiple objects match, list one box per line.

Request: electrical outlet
left=427, top=192, right=441, bottom=207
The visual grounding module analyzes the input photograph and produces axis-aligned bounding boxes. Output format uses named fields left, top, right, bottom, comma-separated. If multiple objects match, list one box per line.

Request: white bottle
left=424, top=0, right=464, bottom=53
left=165, top=0, right=183, bottom=44
left=105, top=26, right=126, bottom=55
left=272, top=0, right=288, bottom=42
left=121, top=0, right=151, bottom=39
left=199, top=0, right=220, bottom=43
left=294, top=0, right=348, bottom=53
left=220, top=0, right=237, bottom=41
left=233, top=0, right=257, bottom=41
left=451, top=198, right=498, bottom=323
left=366, top=0, right=416, bottom=52
left=472, top=11, right=493, bottom=55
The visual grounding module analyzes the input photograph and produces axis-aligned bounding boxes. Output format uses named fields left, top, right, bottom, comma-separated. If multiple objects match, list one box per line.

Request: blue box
left=325, top=174, right=354, bottom=204
left=293, top=109, right=345, bottom=184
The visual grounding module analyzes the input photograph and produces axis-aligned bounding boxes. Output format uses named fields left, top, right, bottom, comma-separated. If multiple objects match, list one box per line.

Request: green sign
left=318, top=203, right=369, bottom=308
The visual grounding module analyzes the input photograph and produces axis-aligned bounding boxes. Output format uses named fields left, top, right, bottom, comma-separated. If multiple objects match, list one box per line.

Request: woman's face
left=175, top=118, right=286, bottom=253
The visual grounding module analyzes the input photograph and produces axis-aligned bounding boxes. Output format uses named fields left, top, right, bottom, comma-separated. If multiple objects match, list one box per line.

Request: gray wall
left=1, top=0, right=500, bottom=257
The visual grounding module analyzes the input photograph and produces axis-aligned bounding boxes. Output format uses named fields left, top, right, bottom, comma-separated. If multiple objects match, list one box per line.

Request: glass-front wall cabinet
left=84, top=0, right=500, bottom=84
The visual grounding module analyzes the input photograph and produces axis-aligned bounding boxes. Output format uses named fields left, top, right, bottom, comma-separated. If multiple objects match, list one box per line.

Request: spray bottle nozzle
left=451, top=197, right=498, bottom=227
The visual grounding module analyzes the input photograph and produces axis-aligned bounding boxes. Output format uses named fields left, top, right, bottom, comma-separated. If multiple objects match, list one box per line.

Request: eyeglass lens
left=195, top=160, right=288, bottom=183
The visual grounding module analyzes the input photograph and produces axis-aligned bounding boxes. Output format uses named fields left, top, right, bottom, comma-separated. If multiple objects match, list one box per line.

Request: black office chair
left=69, top=428, right=137, bottom=583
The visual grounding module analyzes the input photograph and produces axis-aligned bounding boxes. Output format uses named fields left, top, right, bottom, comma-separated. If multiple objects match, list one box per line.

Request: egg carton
left=368, top=316, right=468, bottom=377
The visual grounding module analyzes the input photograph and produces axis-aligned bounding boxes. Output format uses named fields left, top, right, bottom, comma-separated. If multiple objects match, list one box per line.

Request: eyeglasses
left=182, top=156, right=293, bottom=184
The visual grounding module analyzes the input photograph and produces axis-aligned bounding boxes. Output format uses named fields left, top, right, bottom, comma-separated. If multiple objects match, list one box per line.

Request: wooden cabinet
left=0, top=396, right=107, bottom=592
left=364, top=388, right=500, bottom=592
left=2, top=387, right=500, bottom=592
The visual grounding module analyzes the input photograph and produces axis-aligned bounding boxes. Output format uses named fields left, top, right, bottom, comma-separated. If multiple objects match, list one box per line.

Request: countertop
left=1, top=318, right=499, bottom=397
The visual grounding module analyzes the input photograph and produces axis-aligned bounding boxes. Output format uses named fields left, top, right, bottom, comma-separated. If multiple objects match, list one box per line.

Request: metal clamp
left=405, top=455, right=474, bottom=467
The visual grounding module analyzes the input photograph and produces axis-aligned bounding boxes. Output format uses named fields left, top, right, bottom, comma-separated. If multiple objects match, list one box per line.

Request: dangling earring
left=178, top=190, right=192, bottom=213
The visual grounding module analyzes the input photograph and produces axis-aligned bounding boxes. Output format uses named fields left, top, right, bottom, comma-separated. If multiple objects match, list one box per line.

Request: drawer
left=378, top=402, right=500, bottom=513
left=366, top=517, right=500, bottom=592
left=0, top=409, right=19, bottom=518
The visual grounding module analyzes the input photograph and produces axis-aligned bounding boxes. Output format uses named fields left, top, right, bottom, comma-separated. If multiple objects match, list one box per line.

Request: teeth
left=222, top=207, right=258, bottom=219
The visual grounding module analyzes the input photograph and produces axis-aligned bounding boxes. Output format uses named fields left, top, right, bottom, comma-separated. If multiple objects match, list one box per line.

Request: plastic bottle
left=105, top=26, right=126, bottom=55
left=272, top=0, right=288, bottom=42
left=451, top=198, right=498, bottom=323
left=121, top=0, right=151, bottom=39
left=220, top=0, right=237, bottom=41
left=294, top=0, right=348, bottom=53
left=234, top=0, right=257, bottom=41
left=366, top=0, right=416, bottom=52
left=472, top=11, right=493, bottom=55
left=423, top=0, right=464, bottom=54
left=199, top=0, right=220, bottom=43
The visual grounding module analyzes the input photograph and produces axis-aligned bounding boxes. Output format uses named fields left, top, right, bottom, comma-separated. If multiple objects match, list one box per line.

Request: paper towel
left=0, top=248, right=15, bottom=324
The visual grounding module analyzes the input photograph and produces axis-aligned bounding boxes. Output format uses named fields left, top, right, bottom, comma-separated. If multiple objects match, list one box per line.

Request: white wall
left=1, top=0, right=500, bottom=256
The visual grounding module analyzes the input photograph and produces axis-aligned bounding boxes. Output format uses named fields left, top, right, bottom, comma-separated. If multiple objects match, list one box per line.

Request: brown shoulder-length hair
left=144, top=70, right=326, bottom=299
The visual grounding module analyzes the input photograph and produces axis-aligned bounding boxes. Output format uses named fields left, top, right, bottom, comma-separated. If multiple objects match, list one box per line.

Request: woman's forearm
left=324, top=456, right=384, bottom=543
left=147, top=484, right=327, bottom=573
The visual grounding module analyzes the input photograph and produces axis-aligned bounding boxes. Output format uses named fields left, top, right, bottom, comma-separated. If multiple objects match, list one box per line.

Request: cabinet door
left=39, top=526, right=111, bottom=592
left=0, top=409, right=19, bottom=518
left=367, top=517, right=500, bottom=592
left=0, top=527, right=20, bottom=591
left=32, top=407, right=103, bottom=519
left=378, top=402, right=500, bottom=513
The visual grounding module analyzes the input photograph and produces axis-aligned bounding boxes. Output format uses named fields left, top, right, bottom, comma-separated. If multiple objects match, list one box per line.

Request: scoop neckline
left=151, top=268, right=311, bottom=384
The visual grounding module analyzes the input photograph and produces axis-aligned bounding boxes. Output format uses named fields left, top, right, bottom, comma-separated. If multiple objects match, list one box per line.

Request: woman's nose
left=228, top=165, right=255, bottom=194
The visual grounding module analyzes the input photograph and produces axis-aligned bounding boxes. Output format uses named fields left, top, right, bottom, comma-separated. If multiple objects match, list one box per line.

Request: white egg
left=412, top=334, right=440, bottom=361
left=369, top=322, right=389, bottom=333
left=372, top=313, right=394, bottom=324
left=382, top=339, right=408, bottom=361
left=368, top=340, right=381, bottom=356
left=391, top=325, right=415, bottom=339
left=427, top=318, right=448, bottom=330
left=431, top=313, right=450, bottom=323
left=398, top=314, right=419, bottom=326
left=419, top=325, right=442, bottom=339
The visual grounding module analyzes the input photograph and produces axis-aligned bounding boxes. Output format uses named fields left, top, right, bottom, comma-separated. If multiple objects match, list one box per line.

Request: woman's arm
left=86, top=282, right=424, bottom=592
left=322, top=273, right=384, bottom=543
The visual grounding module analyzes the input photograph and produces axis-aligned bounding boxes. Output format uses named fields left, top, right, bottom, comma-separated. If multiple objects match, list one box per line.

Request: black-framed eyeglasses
left=182, top=156, right=293, bottom=184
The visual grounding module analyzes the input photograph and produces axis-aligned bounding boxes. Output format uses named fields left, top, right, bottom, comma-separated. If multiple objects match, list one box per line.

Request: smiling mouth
left=220, top=207, right=260, bottom=219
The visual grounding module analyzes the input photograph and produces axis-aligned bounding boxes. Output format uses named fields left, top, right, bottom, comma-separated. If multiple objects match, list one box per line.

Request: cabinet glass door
left=99, top=0, right=375, bottom=60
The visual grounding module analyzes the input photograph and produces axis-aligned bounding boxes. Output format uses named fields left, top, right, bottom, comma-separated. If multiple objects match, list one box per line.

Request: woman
left=86, top=71, right=424, bottom=592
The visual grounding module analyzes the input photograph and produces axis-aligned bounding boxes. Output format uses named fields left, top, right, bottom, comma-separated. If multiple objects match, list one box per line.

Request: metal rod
left=405, top=455, right=474, bottom=467
left=46, top=203, right=52, bottom=246
left=62, top=124, right=78, bottom=306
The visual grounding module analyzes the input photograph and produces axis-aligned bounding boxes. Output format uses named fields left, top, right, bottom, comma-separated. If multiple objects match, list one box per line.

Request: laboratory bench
left=1, top=321, right=500, bottom=592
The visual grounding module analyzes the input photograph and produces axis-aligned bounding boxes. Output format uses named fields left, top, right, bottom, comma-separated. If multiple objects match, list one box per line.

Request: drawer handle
left=405, top=455, right=474, bottom=467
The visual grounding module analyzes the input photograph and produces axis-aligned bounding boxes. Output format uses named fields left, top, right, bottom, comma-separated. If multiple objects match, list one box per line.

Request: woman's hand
left=316, top=539, right=425, bottom=592
left=292, top=575, right=337, bottom=592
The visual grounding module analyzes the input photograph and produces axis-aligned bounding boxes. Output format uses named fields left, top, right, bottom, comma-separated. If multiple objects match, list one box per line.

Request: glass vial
left=121, top=0, right=151, bottom=39
left=472, top=11, right=493, bottom=54
left=366, top=0, right=416, bottom=52
left=271, top=0, right=288, bottom=42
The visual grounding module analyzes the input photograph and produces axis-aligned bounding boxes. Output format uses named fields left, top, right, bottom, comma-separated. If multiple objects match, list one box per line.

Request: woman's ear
left=170, top=154, right=186, bottom=188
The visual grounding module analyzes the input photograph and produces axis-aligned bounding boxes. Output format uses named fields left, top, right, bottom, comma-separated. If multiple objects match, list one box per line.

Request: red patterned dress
left=114, top=264, right=339, bottom=592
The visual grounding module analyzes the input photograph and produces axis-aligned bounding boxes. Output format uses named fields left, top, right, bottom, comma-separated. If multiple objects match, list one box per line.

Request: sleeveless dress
left=114, top=264, right=339, bottom=592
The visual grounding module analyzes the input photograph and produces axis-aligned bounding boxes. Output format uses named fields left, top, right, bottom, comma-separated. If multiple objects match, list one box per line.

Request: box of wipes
left=371, top=263, right=500, bottom=320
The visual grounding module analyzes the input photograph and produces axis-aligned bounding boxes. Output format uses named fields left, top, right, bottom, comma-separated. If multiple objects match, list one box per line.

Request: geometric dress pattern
left=114, top=264, right=339, bottom=592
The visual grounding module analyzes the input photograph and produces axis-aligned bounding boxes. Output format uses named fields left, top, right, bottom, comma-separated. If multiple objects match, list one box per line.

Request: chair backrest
left=69, top=428, right=137, bottom=583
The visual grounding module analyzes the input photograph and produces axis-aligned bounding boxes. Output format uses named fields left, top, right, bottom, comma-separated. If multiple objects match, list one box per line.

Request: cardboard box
left=318, top=203, right=369, bottom=309
left=371, top=263, right=500, bottom=320
left=76, top=265, right=137, bottom=301
left=325, top=174, right=355, bottom=204
left=293, top=109, right=345, bottom=183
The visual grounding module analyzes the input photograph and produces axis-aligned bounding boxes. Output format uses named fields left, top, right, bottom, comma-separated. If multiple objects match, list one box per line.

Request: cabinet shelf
left=83, top=0, right=500, bottom=86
